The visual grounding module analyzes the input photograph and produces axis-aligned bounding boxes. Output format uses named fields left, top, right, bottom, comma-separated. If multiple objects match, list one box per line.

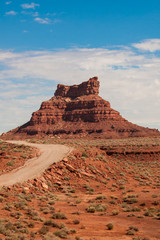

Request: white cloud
left=5, top=1, right=12, bottom=5
left=0, top=50, right=20, bottom=61
left=5, top=11, right=17, bottom=15
left=0, top=41, right=160, bottom=134
left=21, top=11, right=39, bottom=18
left=133, top=39, right=160, bottom=52
left=34, top=17, right=50, bottom=24
left=23, top=30, right=28, bottom=33
left=32, top=11, right=39, bottom=17
left=21, top=2, right=40, bottom=9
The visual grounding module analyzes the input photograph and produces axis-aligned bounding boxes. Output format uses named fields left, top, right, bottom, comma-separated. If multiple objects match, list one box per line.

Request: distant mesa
left=2, top=76, right=159, bottom=139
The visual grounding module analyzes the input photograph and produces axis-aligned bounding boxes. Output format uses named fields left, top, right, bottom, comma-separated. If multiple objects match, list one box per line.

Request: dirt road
left=0, top=141, right=72, bottom=187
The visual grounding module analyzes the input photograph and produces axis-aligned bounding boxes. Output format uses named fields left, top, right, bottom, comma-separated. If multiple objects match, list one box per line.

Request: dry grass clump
left=86, top=204, right=107, bottom=213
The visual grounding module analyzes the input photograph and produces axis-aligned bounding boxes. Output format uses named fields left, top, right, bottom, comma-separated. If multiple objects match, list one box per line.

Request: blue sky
left=1, top=0, right=160, bottom=50
left=0, top=0, right=160, bottom=133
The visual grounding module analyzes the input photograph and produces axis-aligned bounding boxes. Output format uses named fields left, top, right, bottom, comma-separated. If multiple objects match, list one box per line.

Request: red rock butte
left=3, top=77, right=159, bottom=139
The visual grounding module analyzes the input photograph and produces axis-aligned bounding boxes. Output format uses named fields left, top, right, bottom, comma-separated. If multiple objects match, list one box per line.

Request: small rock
left=65, top=163, right=76, bottom=172
left=41, top=182, right=48, bottom=190
left=63, top=157, right=68, bottom=162
left=57, top=170, right=63, bottom=175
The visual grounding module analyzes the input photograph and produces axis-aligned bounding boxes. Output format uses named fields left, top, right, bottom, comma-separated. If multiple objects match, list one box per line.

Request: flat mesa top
left=54, top=76, right=99, bottom=99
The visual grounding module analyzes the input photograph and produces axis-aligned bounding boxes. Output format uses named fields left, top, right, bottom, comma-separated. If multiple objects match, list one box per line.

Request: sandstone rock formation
left=3, top=77, right=159, bottom=139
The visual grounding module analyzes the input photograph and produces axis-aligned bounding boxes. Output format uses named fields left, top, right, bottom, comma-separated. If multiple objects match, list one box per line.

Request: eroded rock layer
left=3, top=77, right=159, bottom=139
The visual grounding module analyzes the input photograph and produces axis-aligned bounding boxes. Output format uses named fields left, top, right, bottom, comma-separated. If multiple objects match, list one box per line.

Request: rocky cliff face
left=3, top=77, right=159, bottom=139
left=54, top=76, right=99, bottom=98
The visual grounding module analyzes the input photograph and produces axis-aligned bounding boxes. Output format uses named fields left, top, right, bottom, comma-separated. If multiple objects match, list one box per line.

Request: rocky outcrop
left=55, top=76, right=99, bottom=98
left=3, top=77, right=159, bottom=139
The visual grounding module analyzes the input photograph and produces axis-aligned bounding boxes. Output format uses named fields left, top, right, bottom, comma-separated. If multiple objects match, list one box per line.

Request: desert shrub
left=14, top=200, right=27, bottom=210
left=0, top=221, right=12, bottom=236
left=86, top=204, right=107, bottom=213
left=42, top=207, right=50, bottom=215
left=26, top=209, right=39, bottom=217
left=144, top=211, right=155, bottom=217
left=124, top=198, right=138, bottom=204
left=44, top=234, right=60, bottom=240
left=82, top=151, right=89, bottom=158
left=86, top=206, right=95, bottom=213
left=43, top=220, right=59, bottom=228
left=18, top=194, right=33, bottom=202
left=75, top=237, right=83, bottom=240
left=44, top=220, right=54, bottom=226
left=5, top=234, right=27, bottom=240
left=126, top=226, right=139, bottom=235
left=5, top=221, right=16, bottom=231
left=112, top=209, right=119, bottom=215
left=129, top=226, right=139, bottom=232
left=125, top=206, right=141, bottom=212
left=152, top=194, right=158, bottom=198
left=58, top=223, right=66, bottom=229
left=70, top=188, right=76, bottom=193
left=140, top=202, right=146, bottom=206
left=106, top=223, right=113, bottom=230
left=95, top=204, right=107, bottom=212
left=14, top=221, right=25, bottom=229
left=132, top=238, right=150, bottom=240
left=126, top=229, right=135, bottom=235
left=76, top=199, right=81, bottom=204
left=54, top=229, right=68, bottom=238
left=95, top=195, right=107, bottom=200
left=38, top=226, right=49, bottom=235
left=20, top=154, right=27, bottom=159
left=87, top=188, right=94, bottom=194
left=94, top=154, right=106, bottom=162
left=127, top=213, right=135, bottom=217
left=10, top=212, right=22, bottom=219
left=72, top=211, right=80, bottom=215
left=64, top=176, right=70, bottom=181
left=152, top=201, right=159, bottom=206
left=73, top=219, right=80, bottom=224
left=3, top=203, right=13, bottom=211
left=48, top=200, right=55, bottom=205
left=6, top=161, right=14, bottom=166
left=19, top=227, right=29, bottom=234
left=110, top=195, right=118, bottom=199
left=51, top=212, right=67, bottom=219
left=27, top=222, right=34, bottom=228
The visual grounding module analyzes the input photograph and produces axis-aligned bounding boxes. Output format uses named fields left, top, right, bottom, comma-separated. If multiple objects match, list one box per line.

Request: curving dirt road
left=0, top=141, right=72, bottom=187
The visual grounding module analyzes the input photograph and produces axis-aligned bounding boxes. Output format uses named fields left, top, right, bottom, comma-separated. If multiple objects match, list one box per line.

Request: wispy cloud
left=20, top=5, right=58, bottom=25
left=133, top=39, right=160, bottom=52
left=21, top=2, right=40, bottom=10
left=34, top=17, right=50, bottom=24
left=23, top=30, right=28, bottom=33
left=5, top=1, right=12, bottom=5
left=5, top=10, right=17, bottom=15
left=21, top=10, right=39, bottom=17
left=34, top=17, right=60, bottom=24
left=32, top=11, right=39, bottom=17
left=0, top=40, right=160, bottom=133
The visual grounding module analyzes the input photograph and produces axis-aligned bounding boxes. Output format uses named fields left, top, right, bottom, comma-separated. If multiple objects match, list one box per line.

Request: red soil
left=0, top=137, right=159, bottom=239
left=0, top=140, right=39, bottom=175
